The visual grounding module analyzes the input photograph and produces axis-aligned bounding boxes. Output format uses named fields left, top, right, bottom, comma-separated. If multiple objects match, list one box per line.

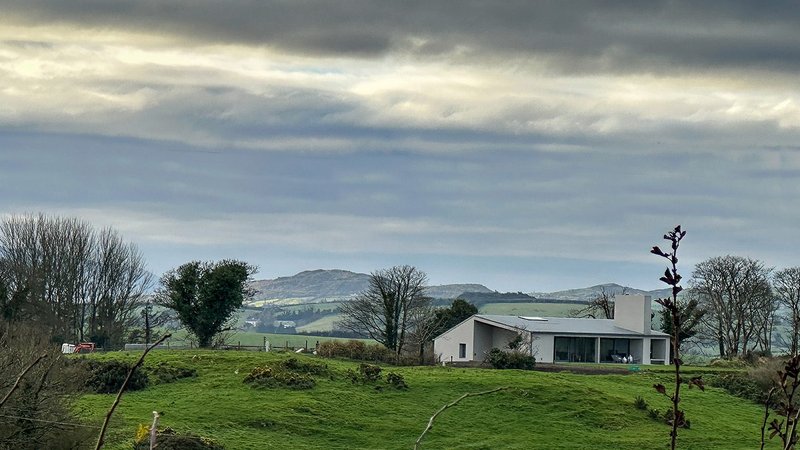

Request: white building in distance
left=433, top=294, right=670, bottom=365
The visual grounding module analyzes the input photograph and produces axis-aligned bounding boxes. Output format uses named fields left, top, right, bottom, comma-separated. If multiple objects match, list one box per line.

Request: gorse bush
left=144, top=361, right=197, bottom=385
left=316, top=340, right=393, bottom=363
left=708, top=373, right=768, bottom=404
left=346, top=363, right=383, bottom=384
left=243, top=365, right=316, bottom=390
left=485, top=348, right=535, bottom=370
left=386, top=372, right=408, bottom=390
left=82, top=359, right=149, bottom=394
left=242, top=357, right=328, bottom=390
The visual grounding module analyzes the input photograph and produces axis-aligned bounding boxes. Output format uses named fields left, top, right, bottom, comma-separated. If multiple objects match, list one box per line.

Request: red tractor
left=73, top=342, right=96, bottom=354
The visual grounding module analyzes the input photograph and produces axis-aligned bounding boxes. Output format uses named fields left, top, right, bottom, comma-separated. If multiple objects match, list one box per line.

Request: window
left=600, top=338, right=631, bottom=363
left=553, top=337, right=596, bottom=362
left=458, top=343, right=467, bottom=359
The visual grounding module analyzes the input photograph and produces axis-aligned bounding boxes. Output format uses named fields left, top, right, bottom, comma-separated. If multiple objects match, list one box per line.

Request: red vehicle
left=73, top=342, right=96, bottom=354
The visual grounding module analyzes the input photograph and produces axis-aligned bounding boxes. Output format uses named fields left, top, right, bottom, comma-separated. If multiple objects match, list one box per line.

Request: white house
left=433, top=294, right=670, bottom=365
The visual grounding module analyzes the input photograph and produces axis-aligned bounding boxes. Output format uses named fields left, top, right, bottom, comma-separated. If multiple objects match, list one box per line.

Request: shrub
left=386, top=372, right=408, bottom=390
left=708, top=373, right=767, bottom=404
left=143, top=362, right=198, bottom=385
left=633, top=396, right=648, bottom=410
left=316, top=340, right=393, bottom=363
left=708, top=358, right=749, bottom=368
left=485, top=348, right=535, bottom=370
left=346, top=363, right=383, bottom=384
left=83, top=359, right=149, bottom=394
left=243, top=366, right=315, bottom=390
left=134, top=427, right=224, bottom=450
left=648, top=408, right=661, bottom=420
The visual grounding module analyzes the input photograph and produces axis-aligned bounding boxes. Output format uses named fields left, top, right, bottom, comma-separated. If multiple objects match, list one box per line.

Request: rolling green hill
left=76, top=351, right=775, bottom=450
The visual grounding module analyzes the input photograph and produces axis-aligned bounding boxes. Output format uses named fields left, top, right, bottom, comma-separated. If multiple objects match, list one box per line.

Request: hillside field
left=75, top=350, right=776, bottom=450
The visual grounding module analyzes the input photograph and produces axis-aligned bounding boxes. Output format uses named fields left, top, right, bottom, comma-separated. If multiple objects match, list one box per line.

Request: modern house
left=433, top=294, right=670, bottom=365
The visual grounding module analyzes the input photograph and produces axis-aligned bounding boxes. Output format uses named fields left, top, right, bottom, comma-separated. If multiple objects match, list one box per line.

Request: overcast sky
left=2, top=1, right=799, bottom=292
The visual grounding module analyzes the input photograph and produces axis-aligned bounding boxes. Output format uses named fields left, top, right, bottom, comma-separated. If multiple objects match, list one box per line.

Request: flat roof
left=475, top=314, right=670, bottom=337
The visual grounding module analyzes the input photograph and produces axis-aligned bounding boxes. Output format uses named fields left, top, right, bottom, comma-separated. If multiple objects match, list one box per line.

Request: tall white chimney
left=613, top=294, right=651, bottom=334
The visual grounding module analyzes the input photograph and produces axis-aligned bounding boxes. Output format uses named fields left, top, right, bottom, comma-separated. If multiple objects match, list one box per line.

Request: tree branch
left=0, top=352, right=47, bottom=409
left=94, top=333, right=171, bottom=450
left=414, top=387, right=510, bottom=450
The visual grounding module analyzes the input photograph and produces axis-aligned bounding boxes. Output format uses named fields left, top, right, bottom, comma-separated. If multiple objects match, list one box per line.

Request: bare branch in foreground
left=414, top=387, right=511, bottom=450
left=0, top=352, right=47, bottom=409
left=95, top=333, right=171, bottom=450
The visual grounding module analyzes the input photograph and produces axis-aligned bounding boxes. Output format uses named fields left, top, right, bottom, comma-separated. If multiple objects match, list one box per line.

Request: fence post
left=285, top=341, right=288, bottom=351
left=238, top=341, right=241, bottom=350
left=305, top=340, right=308, bottom=350
left=263, top=336, right=267, bottom=352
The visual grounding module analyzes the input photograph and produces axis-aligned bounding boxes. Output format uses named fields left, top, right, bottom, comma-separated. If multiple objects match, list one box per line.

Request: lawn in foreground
left=75, top=351, right=776, bottom=450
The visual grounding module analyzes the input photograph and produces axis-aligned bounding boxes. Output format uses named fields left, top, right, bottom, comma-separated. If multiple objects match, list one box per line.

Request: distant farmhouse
left=434, top=294, right=670, bottom=365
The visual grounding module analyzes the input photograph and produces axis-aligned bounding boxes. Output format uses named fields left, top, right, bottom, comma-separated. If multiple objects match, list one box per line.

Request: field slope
left=76, top=351, right=775, bottom=450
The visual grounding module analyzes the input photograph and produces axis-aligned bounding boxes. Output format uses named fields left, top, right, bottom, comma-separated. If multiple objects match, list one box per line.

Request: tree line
left=0, top=213, right=256, bottom=350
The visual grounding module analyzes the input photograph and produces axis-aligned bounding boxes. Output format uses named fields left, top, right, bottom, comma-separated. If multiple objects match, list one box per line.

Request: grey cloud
left=5, top=1, right=800, bottom=73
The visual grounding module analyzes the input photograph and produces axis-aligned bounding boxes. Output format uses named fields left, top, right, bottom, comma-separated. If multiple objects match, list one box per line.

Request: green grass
left=75, top=350, right=776, bottom=450
left=296, top=314, right=342, bottom=332
left=166, top=329, right=369, bottom=348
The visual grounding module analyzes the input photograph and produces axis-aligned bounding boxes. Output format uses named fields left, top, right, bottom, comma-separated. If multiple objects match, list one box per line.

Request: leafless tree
left=0, top=214, right=151, bottom=348
left=775, top=267, right=800, bottom=356
left=691, top=255, right=774, bottom=358
left=570, top=286, right=625, bottom=319
left=407, top=304, right=444, bottom=365
left=0, top=322, right=92, bottom=449
left=338, top=265, right=430, bottom=361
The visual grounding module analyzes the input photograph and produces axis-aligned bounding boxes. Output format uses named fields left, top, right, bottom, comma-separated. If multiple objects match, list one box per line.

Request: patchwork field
left=76, top=350, right=776, bottom=450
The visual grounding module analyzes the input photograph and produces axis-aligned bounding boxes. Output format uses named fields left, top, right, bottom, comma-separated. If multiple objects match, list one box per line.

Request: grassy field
left=75, top=350, right=776, bottom=450
left=166, top=330, right=369, bottom=348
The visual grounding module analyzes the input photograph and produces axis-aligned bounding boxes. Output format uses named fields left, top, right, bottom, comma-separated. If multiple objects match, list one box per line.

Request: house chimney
left=613, top=294, right=651, bottom=334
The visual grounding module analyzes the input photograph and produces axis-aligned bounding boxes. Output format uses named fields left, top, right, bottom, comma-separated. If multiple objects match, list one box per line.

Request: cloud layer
left=1, top=2, right=799, bottom=290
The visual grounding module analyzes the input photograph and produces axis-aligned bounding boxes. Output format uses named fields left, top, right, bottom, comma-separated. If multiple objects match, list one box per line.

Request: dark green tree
left=156, top=260, right=256, bottom=348
left=659, top=296, right=706, bottom=352
left=435, top=298, right=478, bottom=334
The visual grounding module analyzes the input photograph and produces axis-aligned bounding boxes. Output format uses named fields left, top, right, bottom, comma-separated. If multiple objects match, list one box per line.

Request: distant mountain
left=532, top=283, right=672, bottom=303
left=249, top=269, right=493, bottom=303
left=250, top=269, right=371, bottom=302
left=426, top=284, right=493, bottom=299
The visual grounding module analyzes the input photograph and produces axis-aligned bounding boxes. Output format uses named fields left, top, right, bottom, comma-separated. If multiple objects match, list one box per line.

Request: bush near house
left=485, top=348, right=535, bottom=370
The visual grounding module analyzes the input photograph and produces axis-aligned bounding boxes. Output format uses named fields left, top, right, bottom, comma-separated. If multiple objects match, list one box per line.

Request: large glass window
left=600, top=338, right=631, bottom=363
left=553, top=337, right=596, bottom=362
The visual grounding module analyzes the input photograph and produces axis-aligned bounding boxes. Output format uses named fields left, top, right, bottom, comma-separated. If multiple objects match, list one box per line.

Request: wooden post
left=263, top=336, right=267, bottom=352
left=305, top=340, right=308, bottom=350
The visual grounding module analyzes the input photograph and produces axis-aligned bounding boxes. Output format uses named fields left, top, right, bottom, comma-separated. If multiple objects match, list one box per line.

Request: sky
left=1, top=1, right=799, bottom=292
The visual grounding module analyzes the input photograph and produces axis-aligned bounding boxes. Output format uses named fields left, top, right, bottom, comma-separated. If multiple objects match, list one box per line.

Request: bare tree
left=570, top=286, right=625, bottom=319
left=775, top=267, right=800, bottom=356
left=0, top=322, right=93, bottom=449
left=407, top=304, right=444, bottom=365
left=0, top=214, right=151, bottom=348
left=338, top=265, right=430, bottom=361
left=691, top=255, right=774, bottom=358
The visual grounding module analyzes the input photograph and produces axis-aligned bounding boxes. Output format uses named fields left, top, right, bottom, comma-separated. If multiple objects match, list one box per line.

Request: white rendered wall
left=433, top=317, right=476, bottom=363
left=531, top=334, right=555, bottom=363
left=614, top=294, right=652, bottom=334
